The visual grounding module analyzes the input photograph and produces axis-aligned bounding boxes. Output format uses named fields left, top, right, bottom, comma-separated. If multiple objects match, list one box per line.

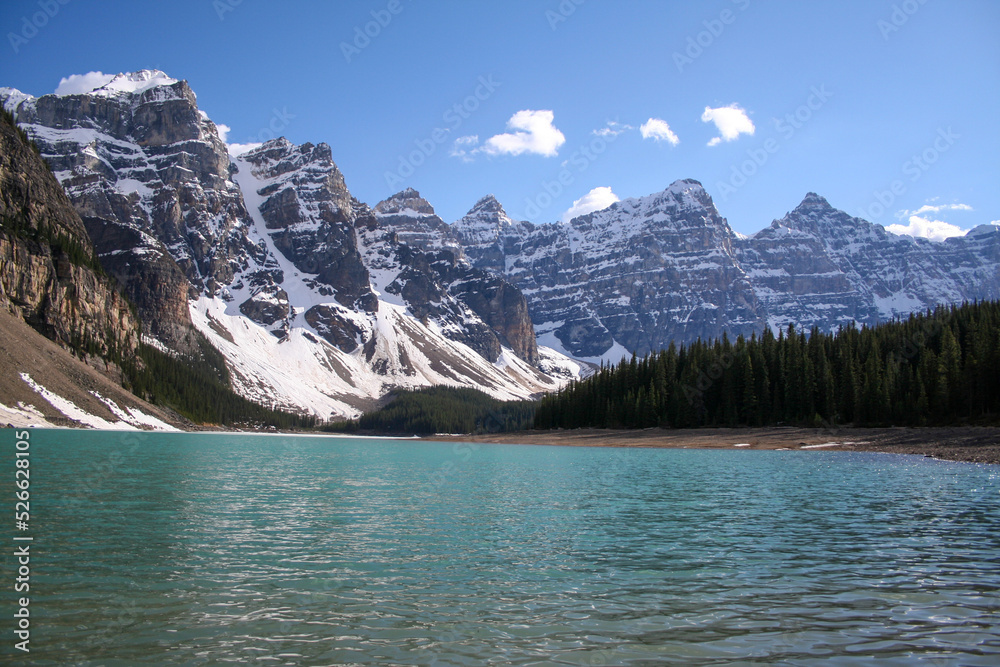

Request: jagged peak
left=769, top=192, right=881, bottom=240
left=604, top=178, right=713, bottom=218
left=375, top=188, right=436, bottom=216
left=665, top=178, right=706, bottom=194
left=239, top=137, right=295, bottom=158
left=473, top=193, right=501, bottom=208
left=84, top=70, right=182, bottom=98
left=0, top=87, right=33, bottom=114
left=795, top=191, right=833, bottom=211
left=463, top=194, right=509, bottom=221
left=640, top=179, right=712, bottom=211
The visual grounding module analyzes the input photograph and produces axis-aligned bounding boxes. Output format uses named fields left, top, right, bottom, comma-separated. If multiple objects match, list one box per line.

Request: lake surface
left=3, top=430, right=999, bottom=665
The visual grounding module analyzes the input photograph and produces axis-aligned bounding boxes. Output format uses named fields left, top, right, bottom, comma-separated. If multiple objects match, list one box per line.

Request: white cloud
left=992, top=220, right=1000, bottom=226
left=887, top=201, right=978, bottom=241
left=227, top=142, right=263, bottom=157
left=902, top=203, right=973, bottom=217
left=54, top=71, right=115, bottom=95
left=886, top=215, right=968, bottom=242
left=639, top=118, right=679, bottom=145
left=450, top=135, right=479, bottom=161
left=215, top=123, right=231, bottom=144
left=593, top=121, right=633, bottom=138
left=481, top=110, right=566, bottom=157
left=701, top=103, right=755, bottom=146
left=560, top=186, right=619, bottom=223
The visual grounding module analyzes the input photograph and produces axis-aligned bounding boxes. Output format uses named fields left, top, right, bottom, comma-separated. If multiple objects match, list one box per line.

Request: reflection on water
left=5, top=430, right=999, bottom=665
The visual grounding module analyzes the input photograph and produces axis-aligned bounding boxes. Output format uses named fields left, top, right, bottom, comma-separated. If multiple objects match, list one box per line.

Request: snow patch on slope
left=19, top=374, right=176, bottom=431
left=0, top=401, right=56, bottom=429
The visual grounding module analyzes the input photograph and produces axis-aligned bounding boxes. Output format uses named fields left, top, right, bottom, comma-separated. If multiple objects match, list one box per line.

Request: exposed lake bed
left=427, top=426, right=1000, bottom=465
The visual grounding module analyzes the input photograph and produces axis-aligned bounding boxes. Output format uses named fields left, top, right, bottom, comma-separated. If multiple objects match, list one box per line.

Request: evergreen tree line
left=533, top=301, right=1000, bottom=430
left=1, top=106, right=42, bottom=157
left=1, top=210, right=108, bottom=278
left=346, top=386, right=536, bottom=435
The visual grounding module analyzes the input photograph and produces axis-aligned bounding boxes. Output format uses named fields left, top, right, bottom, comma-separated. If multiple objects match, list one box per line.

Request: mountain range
left=2, top=70, right=998, bottom=421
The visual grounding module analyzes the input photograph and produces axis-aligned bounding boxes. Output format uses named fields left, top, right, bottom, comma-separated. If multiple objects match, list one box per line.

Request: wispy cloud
left=901, top=203, right=973, bottom=217
left=593, top=121, right=633, bottom=138
left=450, top=135, right=480, bottom=162
left=639, top=118, right=679, bottom=145
left=701, top=103, right=754, bottom=146
left=561, top=186, right=619, bottom=223
left=54, top=71, right=114, bottom=95
left=887, top=201, right=976, bottom=241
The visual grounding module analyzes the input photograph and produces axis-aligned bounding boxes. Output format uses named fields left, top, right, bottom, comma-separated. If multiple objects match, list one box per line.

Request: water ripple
left=8, top=431, right=1000, bottom=665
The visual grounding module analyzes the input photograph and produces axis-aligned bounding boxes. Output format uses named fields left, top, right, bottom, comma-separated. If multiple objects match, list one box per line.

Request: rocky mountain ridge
left=3, top=69, right=997, bottom=418
left=1, top=72, right=570, bottom=419
left=456, top=183, right=1000, bottom=361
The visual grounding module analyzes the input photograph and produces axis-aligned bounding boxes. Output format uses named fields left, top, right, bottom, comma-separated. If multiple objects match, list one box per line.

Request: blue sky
left=2, top=0, right=997, bottom=238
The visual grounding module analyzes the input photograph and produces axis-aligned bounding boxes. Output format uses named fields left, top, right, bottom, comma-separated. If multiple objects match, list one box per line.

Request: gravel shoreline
left=424, top=426, right=1000, bottom=465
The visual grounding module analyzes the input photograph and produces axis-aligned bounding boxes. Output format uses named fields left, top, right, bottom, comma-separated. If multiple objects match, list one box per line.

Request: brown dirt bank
left=424, top=426, right=1000, bottom=464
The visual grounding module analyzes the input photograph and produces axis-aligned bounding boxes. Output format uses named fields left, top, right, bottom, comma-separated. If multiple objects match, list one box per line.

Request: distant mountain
left=455, top=182, right=1000, bottom=361
left=455, top=180, right=764, bottom=361
left=738, top=192, right=1000, bottom=332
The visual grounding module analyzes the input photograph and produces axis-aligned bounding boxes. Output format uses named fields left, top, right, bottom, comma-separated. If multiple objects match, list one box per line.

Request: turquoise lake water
left=2, top=429, right=999, bottom=665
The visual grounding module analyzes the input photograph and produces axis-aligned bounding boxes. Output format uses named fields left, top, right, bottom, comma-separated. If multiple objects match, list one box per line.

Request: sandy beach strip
left=423, top=426, right=1000, bottom=464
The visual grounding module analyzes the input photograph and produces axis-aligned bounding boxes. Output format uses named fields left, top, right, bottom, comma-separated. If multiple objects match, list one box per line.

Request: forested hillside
left=351, top=386, right=536, bottom=435
left=534, top=301, right=1000, bottom=430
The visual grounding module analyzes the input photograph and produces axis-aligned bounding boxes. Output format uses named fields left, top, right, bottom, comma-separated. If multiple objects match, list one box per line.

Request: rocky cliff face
left=372, top=189, right=538, bottom=365
left=0, top=71, right=274, bottom=354
left=456, top=180, right=763, bottom=360
left=1, top=72, right=569, bottom=419
left=0, top=109, right=139, bottom=365
left=735, top=193, right=1000, bottom=331
left=456, top=182, right=1000, bottom=360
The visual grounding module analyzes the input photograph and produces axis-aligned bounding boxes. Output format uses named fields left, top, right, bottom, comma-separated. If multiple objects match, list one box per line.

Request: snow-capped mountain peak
left=374, top=188, right=437, bottom=217
left=89, top=70, right=180, bottom=97
left=1, top=74, right=574, bottom=419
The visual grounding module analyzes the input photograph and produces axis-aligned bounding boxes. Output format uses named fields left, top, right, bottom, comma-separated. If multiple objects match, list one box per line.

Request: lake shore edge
left=422, top=426, right=1000, bottom=465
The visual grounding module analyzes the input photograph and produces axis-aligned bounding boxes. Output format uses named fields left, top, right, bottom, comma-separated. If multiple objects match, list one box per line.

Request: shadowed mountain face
left=0, top=108, right=140, bottom=364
